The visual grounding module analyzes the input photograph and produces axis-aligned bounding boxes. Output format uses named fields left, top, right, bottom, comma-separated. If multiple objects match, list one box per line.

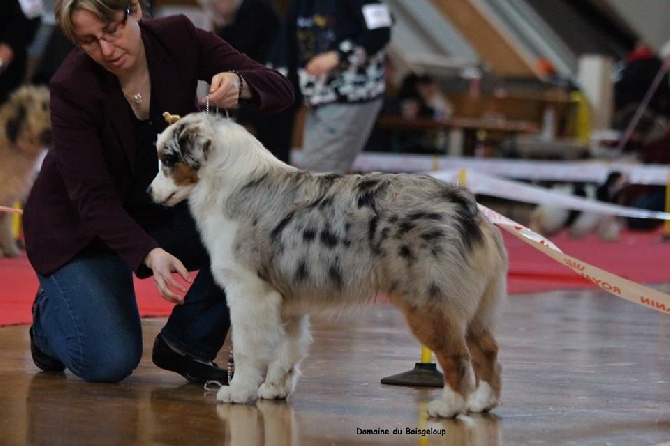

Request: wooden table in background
left=375, top=115, right=539, bottom=156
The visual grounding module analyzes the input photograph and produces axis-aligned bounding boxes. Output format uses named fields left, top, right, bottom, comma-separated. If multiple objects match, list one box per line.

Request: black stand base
left=381, top=362, right=444, bottom=388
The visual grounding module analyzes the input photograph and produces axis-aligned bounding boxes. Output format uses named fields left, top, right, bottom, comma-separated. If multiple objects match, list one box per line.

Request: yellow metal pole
left=11, top=201, right=21, bottom=240
left=420, top=346, right=432, bottom=363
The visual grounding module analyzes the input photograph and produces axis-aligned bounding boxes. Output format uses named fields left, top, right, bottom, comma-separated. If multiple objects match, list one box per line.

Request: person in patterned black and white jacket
left=273, top=0, right=392, bottom=173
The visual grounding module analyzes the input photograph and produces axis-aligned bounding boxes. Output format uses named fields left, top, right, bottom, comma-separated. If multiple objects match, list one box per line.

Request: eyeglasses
left=77, top=6, right=130, bottom=51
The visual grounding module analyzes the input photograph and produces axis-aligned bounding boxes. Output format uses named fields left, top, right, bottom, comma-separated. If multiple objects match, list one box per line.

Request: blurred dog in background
left=0, top=85, right=51, bottom=257
left=528, top=172, right=627, bottom=242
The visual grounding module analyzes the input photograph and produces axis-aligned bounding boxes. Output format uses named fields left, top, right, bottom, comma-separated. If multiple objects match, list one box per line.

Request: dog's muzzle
left=147, top=185, right=177, bottom=206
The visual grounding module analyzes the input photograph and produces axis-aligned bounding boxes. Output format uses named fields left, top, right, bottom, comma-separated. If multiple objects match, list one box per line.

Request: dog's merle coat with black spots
left=149, top=112, right=508, bottom=418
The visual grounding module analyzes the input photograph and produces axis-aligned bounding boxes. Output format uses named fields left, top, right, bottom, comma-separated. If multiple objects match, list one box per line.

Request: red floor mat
left=0, top=252, right=170, bottom=326
left=1, top=227, right=669, bottom=326
left=505, top=227, right=670, bottom=294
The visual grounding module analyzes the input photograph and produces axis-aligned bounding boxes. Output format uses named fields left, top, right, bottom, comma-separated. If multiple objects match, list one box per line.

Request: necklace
left=130, top=92, right=143, bottom=104
left=121, top=71, right=149, bottom=106
left=122, top=88, right=146, bottom=105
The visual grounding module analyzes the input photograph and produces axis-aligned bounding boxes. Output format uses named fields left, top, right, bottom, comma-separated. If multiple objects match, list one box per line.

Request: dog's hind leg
left=466, top=268, right=505, bottom=413
left=215, top=278, right=284, bottom=404
left=465, top=328, right=501, bottom=413
left=258, top=314, right=312, bottom=400
left=400, top=305, right=475, bottom=418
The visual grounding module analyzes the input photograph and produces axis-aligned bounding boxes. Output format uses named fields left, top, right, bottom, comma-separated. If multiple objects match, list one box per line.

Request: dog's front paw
left=467, top=381, right=499, bottom=413
left=0, top=245, right=20, bottom=258
left=216, top=384, right=258, bottom=404
left=427, top=390, right=467, bottom=418
left=257, top=381, right=291, bottom=400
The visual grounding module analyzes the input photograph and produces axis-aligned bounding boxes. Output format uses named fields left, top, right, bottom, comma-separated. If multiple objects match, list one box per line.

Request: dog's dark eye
left=160, top=153, right=180, bottom=168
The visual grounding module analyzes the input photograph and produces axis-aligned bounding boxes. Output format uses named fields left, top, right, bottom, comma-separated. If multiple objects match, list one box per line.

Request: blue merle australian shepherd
left=149, top=112, right=508, bottom=418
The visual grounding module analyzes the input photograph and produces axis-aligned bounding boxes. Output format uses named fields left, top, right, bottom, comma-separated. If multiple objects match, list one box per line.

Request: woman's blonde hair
left=54, top=0, right=145, bottom=43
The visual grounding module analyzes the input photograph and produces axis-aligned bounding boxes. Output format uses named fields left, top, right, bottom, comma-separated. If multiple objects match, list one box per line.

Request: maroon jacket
left=24, top=15, right=294, bottom=276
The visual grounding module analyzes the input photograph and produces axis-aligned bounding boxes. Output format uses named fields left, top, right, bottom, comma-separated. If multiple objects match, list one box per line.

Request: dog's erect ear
left=200, top=139, right=212, bottom=158
left=6, top=104, right=26, bottom=143
left=183, top=134, right=212, bottom=169
left=174, top=121, right=213, bottom=169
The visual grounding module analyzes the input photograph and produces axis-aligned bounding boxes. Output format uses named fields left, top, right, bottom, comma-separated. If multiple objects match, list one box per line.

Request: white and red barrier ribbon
left=431, top=169, right=670, bottom=219
left=295, top=151, right=670, bottom=186
left=480, top=204, right=670, bottom=316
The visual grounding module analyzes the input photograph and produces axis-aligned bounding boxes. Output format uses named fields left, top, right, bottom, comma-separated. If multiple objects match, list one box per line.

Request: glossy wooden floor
left=1, top=289, right=669, bottom=446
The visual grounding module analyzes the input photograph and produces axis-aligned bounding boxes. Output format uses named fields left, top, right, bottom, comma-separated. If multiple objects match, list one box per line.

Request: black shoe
left=152, top=335, right=228, bottom=384
left=30, top=289, right=65, bottom=373
left=29, top=326, right=65, bottom=373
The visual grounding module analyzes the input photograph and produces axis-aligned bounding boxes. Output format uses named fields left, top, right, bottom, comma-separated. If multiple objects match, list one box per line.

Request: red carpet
left=1, top=228, right=669, bottom=326
left=504, top=227, right=670, bottom=294
left=0, top=253, right=170, bottom=326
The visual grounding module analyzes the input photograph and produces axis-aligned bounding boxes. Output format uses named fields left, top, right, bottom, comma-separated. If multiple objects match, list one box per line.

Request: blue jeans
left=31, top=204, right=230, bottom=382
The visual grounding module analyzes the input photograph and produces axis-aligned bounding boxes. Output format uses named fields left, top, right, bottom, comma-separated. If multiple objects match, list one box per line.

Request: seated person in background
left=390, top=73, right=452, bottom=153
left=397, top=73, right=452, bottom=121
